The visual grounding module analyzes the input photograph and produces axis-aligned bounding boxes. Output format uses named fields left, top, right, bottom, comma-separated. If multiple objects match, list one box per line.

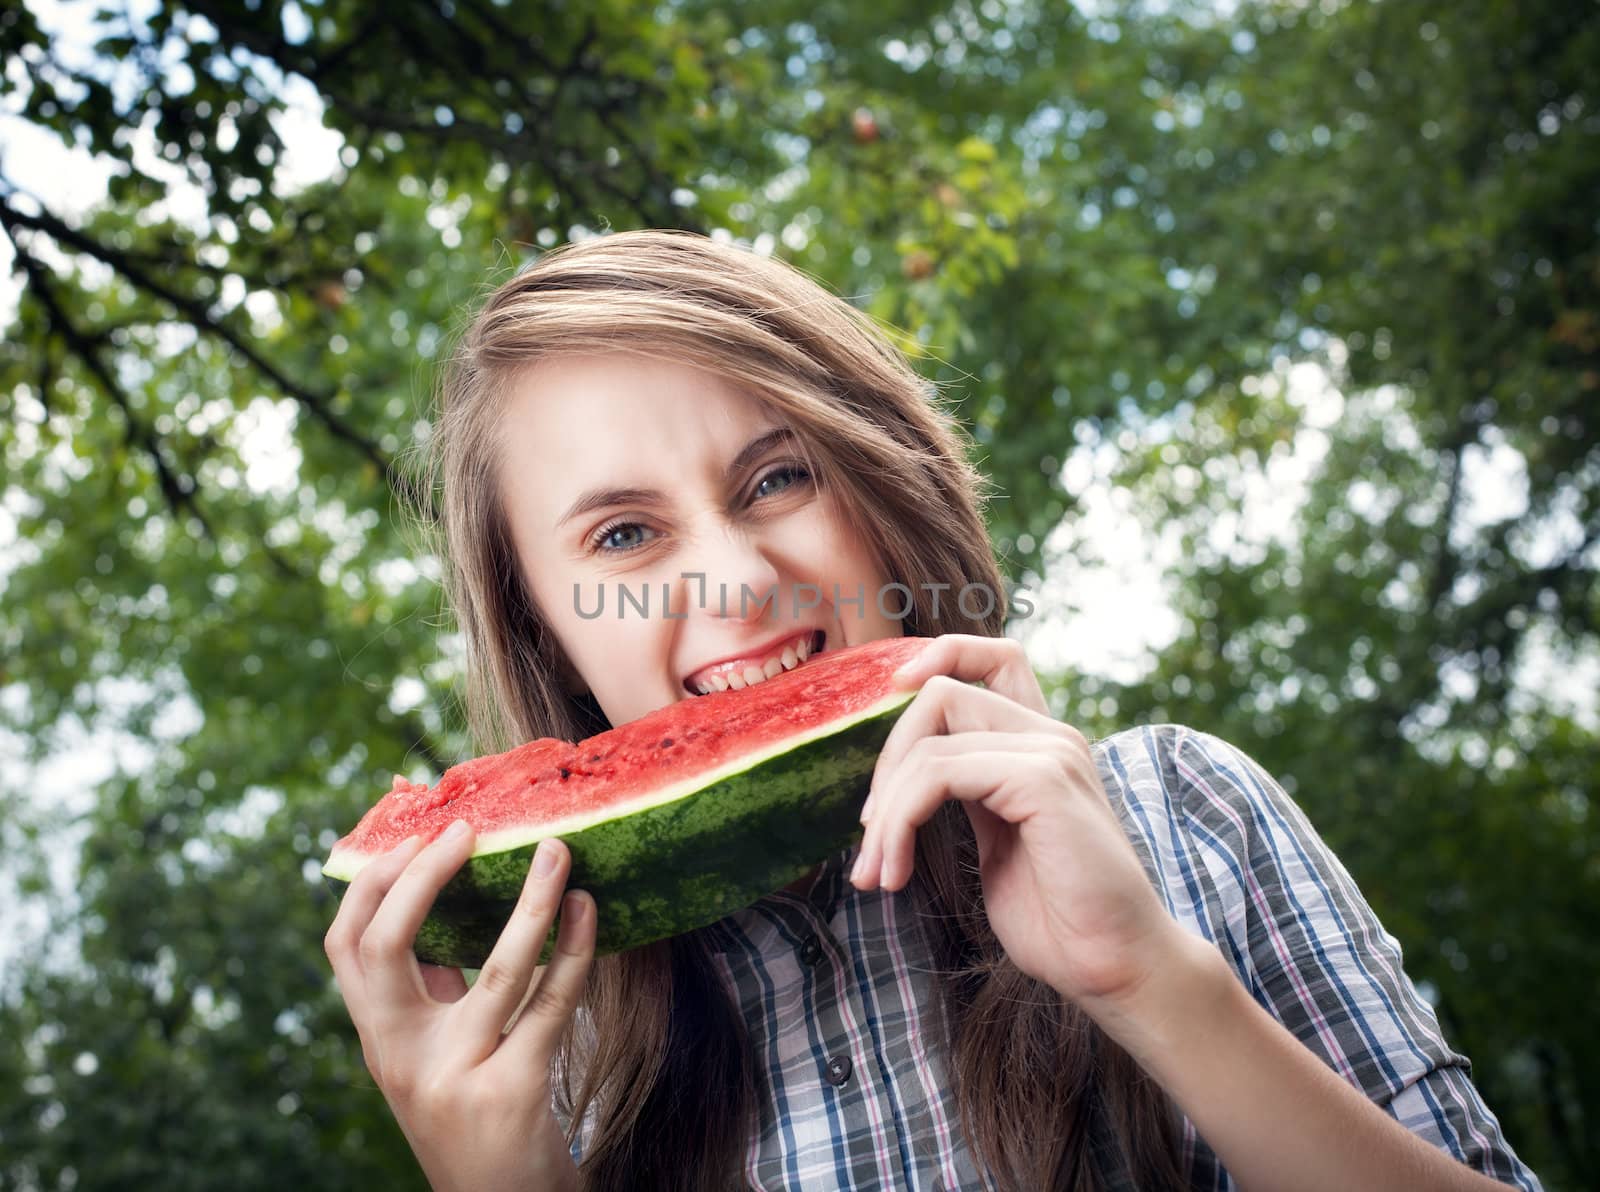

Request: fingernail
left=849, top=853, right=866, bottom=884
left=533, top=839, right=559, bottom=877
left=390, top=834, right=421, bottom=856
left=858, top=796, right=874, bottom=824
left=442, top=819, right=471, bottom=843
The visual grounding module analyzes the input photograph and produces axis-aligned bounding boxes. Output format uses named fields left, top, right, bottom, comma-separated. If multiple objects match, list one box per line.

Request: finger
left=498, top=889, right=598, bottom=1068
left=892, top=634, right=1051, bottom=716
left=420, top=964, right=469, bottom=1004
left=854, top=748, right=1064, bottom=892
left=325, top=835, right=427, bottom=981
left=866, top=676, right=1063, bottom=822
left=457, top=837, right=572, bottom=1049
left=359, top=819, right=478, bottom=1018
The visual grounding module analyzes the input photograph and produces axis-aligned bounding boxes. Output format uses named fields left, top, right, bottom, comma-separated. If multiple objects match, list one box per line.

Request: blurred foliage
left=0, top=0, right=1594, bottom=1187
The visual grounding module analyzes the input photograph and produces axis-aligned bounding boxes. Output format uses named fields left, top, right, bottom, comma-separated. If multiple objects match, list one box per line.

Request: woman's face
left=497, top=353, right=904, bottom=728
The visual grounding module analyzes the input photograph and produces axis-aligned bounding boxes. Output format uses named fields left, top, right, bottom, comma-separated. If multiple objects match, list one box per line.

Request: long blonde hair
left=428, top=231, right=1184, bottom=1189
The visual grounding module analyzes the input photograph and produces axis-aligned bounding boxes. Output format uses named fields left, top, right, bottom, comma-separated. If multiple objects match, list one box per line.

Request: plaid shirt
left=565, top=724, right=1541, bottom=1190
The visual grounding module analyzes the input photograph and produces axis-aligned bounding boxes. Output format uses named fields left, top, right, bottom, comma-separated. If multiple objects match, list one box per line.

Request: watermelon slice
left=322, top=635, right=933, bottom=968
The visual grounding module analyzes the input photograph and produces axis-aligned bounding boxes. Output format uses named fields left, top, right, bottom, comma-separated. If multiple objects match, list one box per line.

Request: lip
left=682, top=628, right=825, bottom=693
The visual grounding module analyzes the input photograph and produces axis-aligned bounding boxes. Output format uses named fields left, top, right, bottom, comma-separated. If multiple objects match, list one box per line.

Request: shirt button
left=799, top=934, right=824, bottom=966
left=825, top=1054, right=853, bottom=1088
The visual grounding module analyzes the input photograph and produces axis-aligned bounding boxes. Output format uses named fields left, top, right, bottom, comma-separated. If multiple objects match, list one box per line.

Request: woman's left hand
left=850, top=633, right=1185, bottom=1008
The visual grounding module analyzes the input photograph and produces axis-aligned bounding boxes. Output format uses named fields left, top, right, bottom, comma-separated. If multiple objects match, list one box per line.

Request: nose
left=678, top=521, right=787, bottom=625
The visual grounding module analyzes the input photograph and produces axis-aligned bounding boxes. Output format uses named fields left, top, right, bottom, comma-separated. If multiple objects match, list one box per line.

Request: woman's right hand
left=324, top=821, right=596, bottom=1192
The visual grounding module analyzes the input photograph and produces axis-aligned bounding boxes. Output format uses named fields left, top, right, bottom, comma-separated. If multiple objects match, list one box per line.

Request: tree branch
left=182, top=0, right=676, bottom=227
left=0, top=193, right=401, bottom=493
left=4, top=213, right=307, bottom=581
left=3, top=210, right=214, bottom=539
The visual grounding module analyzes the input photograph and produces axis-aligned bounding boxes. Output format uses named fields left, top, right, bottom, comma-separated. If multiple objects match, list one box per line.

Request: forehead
left=496, top=353, right=783, bottom=522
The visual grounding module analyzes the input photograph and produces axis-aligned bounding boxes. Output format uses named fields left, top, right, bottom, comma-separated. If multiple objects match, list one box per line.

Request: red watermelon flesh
left=327, top=634, right=931, bottom=870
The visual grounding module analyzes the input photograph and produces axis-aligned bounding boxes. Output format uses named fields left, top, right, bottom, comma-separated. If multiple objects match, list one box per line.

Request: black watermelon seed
left=589, top=754, right=601, bottom=762
left=660, top=738, right=674, bottom=748
left=558, top=767, right=571, bottom=780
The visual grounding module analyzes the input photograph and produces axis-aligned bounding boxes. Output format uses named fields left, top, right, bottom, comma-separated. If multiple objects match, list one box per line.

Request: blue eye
left=592, top=521, right=655, bottom=553
left=588, top=465, right=809, bottom=554
left=754, top=464, right=810, bottom=499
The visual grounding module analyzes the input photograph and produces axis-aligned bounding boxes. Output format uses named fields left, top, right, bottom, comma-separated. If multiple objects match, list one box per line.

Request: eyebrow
left=556, top=427, right=800, bottom=528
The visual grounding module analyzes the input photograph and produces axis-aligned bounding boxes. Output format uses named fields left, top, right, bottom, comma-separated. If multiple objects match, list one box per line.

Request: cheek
left=801, top=509, right=906, bottom=639
left=818, top=519, right=892, bottom=595
left=553, top=599, right=654, bottom=667
left=553, top=598, right=684, bottom=722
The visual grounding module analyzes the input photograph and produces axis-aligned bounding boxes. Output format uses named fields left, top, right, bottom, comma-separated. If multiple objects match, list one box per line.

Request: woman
left=324, top=230, right=1540, bottom=1190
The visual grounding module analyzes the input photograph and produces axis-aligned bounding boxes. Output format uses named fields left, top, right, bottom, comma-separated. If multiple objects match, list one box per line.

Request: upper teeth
left=693, top=634, right=814, bottom=695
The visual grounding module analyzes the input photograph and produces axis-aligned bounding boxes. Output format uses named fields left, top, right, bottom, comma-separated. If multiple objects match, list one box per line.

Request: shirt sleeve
left=549, top=1008, right=601, bottom=1167
left=1146, top=725, right=1542, bottom=1190
left=551, top=1095, right=597, bottom=1168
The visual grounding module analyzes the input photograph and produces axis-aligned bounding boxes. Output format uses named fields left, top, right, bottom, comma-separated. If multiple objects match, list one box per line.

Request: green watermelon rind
left=323, top=686, right=915, bottom=968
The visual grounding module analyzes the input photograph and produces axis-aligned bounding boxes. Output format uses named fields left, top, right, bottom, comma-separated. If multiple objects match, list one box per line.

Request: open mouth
left=684, top=629, right=827, bottom=696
